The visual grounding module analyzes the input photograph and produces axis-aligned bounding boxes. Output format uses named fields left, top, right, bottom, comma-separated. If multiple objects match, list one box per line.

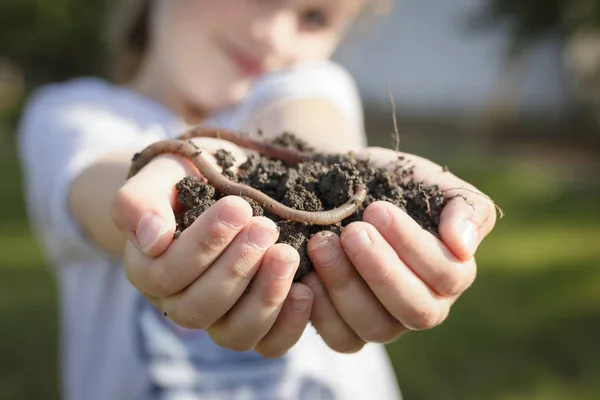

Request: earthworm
left=127, top=136, right=367, bottom=225
left=178, top=125, right=313, bottom=164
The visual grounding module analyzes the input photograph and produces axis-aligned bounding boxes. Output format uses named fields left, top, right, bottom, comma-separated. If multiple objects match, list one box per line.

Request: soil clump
left=174, top=133, right=445, bottom=282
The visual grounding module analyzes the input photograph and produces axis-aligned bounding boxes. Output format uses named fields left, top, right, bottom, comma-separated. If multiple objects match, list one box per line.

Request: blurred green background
left=1, top=0, right=599, bottom=399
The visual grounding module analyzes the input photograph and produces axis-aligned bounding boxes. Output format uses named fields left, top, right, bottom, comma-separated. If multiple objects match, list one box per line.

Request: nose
left=249, top=11, right=297, bottom=57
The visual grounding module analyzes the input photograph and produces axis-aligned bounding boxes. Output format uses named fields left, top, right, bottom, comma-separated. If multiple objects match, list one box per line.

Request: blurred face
left=145, top=0, right=365, bottom=113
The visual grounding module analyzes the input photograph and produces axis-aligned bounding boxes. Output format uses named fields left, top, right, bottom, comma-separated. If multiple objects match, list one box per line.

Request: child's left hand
left=302, top=146, right=498, bottom=353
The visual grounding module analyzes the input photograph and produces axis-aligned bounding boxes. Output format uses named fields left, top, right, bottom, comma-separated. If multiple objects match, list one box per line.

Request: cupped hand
left=303, top=146, right=498, bottom=353
left=111, top=137, right=313, bottom=357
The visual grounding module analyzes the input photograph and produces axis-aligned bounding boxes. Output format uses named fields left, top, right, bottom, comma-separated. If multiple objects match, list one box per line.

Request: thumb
left=111, top=153, right=203, bottom=258
left=437, top=186, right=497, bottom=263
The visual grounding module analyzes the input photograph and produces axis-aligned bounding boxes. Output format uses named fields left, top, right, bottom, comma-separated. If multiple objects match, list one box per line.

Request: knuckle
left=260, top=282, right=288, bottom=308
left=435, top=268, right=465, bottom=297
left=363, top=263, right=393, bottom=286
left=394, top=236, right=415, bottom=258
left=328, top=338, right=365, bottom=354
left=227, top=342, right=255, bottom=352
left=405, top=303, right=440, bottom=331
left=210, top=331, right=255, bottom=352
left=255, top=346, right=287, bottom=359
left=183, top=312, right=209, bottom=330
left=148, top=265, right=178, bottom=296
left=226, top=249, right=257, bottom=281
left=170, top=301, right=212, bottom=330
left=228, top=340, right=256, bottom=352
left=301, top=273, right=326, bottom=296
left=360, top=324, right=396, bottom=344
left=195, top=226, right=229, bottom=254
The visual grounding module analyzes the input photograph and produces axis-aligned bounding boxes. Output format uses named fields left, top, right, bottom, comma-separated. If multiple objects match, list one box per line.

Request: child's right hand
left=110, top=138, right=313, bottom=357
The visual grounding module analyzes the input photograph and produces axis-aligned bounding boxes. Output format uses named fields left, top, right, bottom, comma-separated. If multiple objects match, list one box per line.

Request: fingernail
left=247, top=223, right=276, bottom=250
left=459, top=220, right=479, bottom=255
left=217, top=200, right=247, bottom=229
left=368, top=206, right=390, bottom=228
left=290, top=290, right=312, bottom=313
left=342, top=228, right=372, bottom=256
left=136, top=213, right=168, bottom=253
left=268, top=248, right=297, bottom=279
left=310, top=238, right=340, bottom=267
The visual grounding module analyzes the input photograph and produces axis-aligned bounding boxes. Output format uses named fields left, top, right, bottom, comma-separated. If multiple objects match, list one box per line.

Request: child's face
left=148, top=0, right=365, bottom=111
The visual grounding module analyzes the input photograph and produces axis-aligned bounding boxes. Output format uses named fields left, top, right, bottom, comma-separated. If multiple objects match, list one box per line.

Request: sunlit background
left=1, top=1, right=599, bottom=399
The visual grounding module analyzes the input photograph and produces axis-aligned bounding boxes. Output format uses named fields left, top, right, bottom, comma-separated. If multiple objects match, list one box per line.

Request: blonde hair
left=105, top=0, right=392, bottom=84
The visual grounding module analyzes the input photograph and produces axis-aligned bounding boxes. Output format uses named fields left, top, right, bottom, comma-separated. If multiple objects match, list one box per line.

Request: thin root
left=418, top=183, right=432, bottom=217
left=442, top=187, right=505, bottom=219
left=387, top=84, right=401, bottom=154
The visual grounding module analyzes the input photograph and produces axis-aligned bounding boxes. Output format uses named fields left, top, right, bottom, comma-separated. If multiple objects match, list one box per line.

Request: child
left=17, top=0, right=496, bottom=399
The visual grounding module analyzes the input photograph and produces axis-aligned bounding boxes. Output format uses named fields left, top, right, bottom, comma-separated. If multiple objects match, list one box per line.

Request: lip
left=221, top=41, right=266, bottom=77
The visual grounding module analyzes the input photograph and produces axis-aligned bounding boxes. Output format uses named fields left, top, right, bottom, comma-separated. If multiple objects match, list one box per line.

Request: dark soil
left=174, top=133, right=446, bottom=282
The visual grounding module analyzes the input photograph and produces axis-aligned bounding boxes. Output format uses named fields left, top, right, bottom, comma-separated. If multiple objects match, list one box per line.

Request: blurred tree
left=0, top=0, right=112, bottom=134
left=468, top=0, right=565, bottom=59
left=469, top=0, right=600, bottom=135
left=0, top=0, right=110, bottom=86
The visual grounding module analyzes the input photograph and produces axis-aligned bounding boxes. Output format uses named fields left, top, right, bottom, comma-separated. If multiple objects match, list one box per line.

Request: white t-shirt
left=17, top=60, right=402, bottom=400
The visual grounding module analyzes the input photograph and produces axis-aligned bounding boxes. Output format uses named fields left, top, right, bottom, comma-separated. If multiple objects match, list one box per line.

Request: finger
left=111, top=137, right=247, bottom=258
left=435, top=181, right=497, bottom=262
left=363, top=202, right=477, bottom=297
left=301, top=272, right=366, bottom=353
left=358, top=147, right=498, bottom=262
left=206, top=243, right=301, bottom=352
left=307, top=231, right=407, bottom=343
left=254, top=283, right=313, bottom=358
left=414, top=164, right=497, bottom=261
left=112, top=152, right=205, bottom=257
left=124, top=195, right=253, bottom=297
left=340, top=221, right=452, bottom=331
left=160, top=217, right=280, bottom=329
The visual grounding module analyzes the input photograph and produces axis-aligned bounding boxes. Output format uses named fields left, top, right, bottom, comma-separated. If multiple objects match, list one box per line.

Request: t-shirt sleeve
left=17, top=84, right=155, bottom=266
left=215, top=61, right=367, bottom=147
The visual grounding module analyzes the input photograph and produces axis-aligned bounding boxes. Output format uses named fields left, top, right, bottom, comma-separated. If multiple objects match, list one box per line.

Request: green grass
left=376, top=135, right=600, bottom=400
left=0, top=148, right=60, bottom=400
left=1, top=136, right=599, bottom=400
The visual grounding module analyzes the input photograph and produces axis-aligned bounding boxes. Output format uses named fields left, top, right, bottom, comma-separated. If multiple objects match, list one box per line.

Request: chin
left=228, top=81, right=253, bottom=105
left=209, top=81, right=253, bottom=110
left=176, top=69, right=254, bottom=112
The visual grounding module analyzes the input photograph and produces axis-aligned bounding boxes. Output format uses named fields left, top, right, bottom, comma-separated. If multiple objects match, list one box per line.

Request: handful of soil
left=173, top=133, right=446, bottom=282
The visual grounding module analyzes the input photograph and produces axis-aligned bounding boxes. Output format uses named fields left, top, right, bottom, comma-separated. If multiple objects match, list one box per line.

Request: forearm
left=241, top=97, right=364, bottom=153
left=65, top=95, right=362, bottom=258
left=67, top=150, right=135, bottom=257
left=66, top=140, right=228, bottom=258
